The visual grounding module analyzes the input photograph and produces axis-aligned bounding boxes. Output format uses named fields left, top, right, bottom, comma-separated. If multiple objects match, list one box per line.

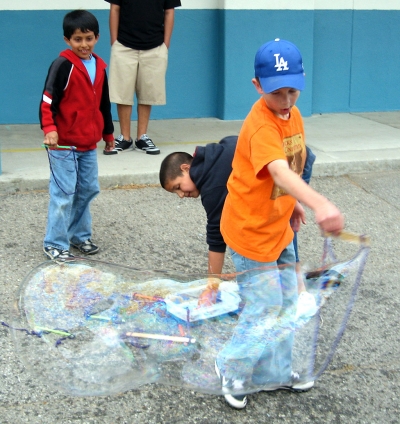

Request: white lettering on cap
left=274, top=54, right=289, bottom=72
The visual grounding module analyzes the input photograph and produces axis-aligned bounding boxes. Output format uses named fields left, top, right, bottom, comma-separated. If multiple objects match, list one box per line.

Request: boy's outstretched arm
left=267, top=159, right=344, bottom=234
left=208, top=251, right=225, bottom=275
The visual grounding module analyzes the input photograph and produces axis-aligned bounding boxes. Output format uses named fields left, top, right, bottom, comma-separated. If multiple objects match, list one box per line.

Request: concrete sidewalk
left=1, top=111, right=400, bottom=193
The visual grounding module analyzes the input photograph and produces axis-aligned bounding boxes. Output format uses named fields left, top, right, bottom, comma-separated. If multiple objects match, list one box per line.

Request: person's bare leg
left=137, top=104, right=152, bottom=139
left=117, top=104, right=132, bottom=140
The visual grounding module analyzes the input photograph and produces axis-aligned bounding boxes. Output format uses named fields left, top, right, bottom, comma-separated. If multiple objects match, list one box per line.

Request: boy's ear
left=180, top=163, right=191, bottom=172
left=64, top=36, right=71, bottom=47
left=252, top=78, right=264, bottom=95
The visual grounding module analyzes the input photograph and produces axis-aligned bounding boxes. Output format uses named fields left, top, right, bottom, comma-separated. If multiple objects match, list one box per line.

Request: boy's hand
left=104, top=140, right=115, bottom=152
left=314, top=201, right=344, bottom=235
left=197, top=278, right=220, bottom=308
left=43, top=131, right=58, bottom=147
left=290, top=201, right=306, bottom=232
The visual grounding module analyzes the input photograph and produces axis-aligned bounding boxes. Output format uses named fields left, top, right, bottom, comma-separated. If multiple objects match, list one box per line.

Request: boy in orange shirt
left=215, top=39, right=344, bottom=409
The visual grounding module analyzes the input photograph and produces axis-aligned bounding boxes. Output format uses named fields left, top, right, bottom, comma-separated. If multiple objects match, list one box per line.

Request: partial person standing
left=39, top=10, right=114, bottom=261
left=105, top=0, right=181, bottom=155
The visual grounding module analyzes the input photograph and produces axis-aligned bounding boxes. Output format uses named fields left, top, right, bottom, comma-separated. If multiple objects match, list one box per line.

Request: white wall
left=1, top=0, right=399, bottom=11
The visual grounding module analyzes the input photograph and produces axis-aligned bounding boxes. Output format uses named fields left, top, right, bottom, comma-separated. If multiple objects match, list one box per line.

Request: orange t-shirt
left=220, top=98, right=306, bottom=262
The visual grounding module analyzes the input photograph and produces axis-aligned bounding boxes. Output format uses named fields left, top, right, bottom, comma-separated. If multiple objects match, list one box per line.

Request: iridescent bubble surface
left=11, top=234, right=370, bottom=396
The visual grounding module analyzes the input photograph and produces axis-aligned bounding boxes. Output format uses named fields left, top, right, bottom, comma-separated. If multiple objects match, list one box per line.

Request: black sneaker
left=215, top=361, right=247, bottom=409
left=43, top=246, right=75, bottom=262
left=70, top=239, right=99, bottom=255
left=114, top=134, right=133, bottom=151
left=134, top=134, right=160, bottom=155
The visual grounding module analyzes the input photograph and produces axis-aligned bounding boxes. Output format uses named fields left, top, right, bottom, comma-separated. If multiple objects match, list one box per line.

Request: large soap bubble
left=10, top=232, right=369, bottom=396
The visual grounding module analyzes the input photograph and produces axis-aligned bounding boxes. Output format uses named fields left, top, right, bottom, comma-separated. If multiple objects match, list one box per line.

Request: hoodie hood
left=190, top=135, right=237, bottom=192
left=60, top=49, right=107, bottom=77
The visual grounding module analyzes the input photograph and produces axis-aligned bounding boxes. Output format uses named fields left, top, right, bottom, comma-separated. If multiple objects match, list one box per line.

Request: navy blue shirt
left=190, top=136, right=237, bottom=253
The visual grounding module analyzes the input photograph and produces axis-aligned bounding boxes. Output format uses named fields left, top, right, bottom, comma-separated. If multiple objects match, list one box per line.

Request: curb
left=1, top=159, right=399, bottom=194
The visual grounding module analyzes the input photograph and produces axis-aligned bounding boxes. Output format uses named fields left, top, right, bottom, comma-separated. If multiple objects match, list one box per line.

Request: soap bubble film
left=11, top=233, right=369, bottom=396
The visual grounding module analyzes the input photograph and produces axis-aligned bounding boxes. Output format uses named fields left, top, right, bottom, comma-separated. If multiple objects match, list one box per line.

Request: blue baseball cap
left=254, top=38, right=305, bottom=93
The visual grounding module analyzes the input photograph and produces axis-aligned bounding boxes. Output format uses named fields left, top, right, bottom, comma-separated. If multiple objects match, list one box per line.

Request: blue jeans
left=44, top=148, right=99, bottom=251
left=293, top=146, right=316, bottom=261
left=216, top=243, right=298, bottom=386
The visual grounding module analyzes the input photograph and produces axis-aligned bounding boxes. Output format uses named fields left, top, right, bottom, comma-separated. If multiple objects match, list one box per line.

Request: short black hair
left=63, top=10, right=99, bottom=39
left=159, top=152, right=193, bottom=188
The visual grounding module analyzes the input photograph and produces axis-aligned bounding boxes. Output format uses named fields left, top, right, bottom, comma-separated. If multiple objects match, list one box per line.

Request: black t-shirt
left=105, top=0, right=181, bottom=50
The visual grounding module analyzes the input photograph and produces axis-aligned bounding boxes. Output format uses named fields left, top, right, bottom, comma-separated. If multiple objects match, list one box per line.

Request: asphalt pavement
left=0, top=113, right=399, bottom=423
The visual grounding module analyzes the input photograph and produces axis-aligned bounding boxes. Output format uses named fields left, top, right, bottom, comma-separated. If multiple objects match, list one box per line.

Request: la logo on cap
left=274, top=54, right=289, bottom=72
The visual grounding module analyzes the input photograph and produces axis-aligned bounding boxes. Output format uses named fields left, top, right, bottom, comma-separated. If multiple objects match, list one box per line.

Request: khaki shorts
left=109, top=40, right=168, bottom=105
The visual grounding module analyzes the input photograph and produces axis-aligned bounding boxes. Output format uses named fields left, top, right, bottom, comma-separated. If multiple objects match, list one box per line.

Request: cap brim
left=259, top=73, right=305, bottom=93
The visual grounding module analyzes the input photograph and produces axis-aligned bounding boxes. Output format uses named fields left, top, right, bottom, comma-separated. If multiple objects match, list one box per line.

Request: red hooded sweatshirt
left=39, top=49, right=114, bottom=151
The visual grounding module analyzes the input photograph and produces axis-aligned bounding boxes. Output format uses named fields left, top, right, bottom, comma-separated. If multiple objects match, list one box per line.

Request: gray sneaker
left=134, top=134, right=160, bottom=155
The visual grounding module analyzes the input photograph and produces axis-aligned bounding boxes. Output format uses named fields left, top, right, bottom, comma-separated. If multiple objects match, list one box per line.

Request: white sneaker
left=215, top=361, right=247, bottom=409
left=262, top=372, right=314, bottom=392
left=281, top=372, right=314, bottom=392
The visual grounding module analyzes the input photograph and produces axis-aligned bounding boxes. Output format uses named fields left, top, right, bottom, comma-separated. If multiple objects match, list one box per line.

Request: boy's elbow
left=267, top=159, right=288, bottom=181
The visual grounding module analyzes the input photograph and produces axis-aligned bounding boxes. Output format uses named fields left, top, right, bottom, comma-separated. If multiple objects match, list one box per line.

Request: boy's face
left=164, top=165, right=200, bottom=199
left=64, top=29, right=99, bottom=60
left=252, top=78, right=300, bottom=119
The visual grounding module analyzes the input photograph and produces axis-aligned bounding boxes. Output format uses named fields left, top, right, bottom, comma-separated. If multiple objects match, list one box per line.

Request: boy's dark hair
left=159, top=152, right=193, bottom=188
left=63, top=10, right=99, bottom=39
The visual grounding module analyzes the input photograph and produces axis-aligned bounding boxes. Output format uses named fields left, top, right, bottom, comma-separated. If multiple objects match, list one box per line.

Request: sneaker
left=43, top=246, right=75, bottom=262
left=215, top=361, right=247, bottom=409
left=134, top=134, right=160, bottom=155
left=70, top=239, right=99, bottom=255
left=278, top=372, right=314, bottom=392
left=114, top=134, right=133, bottom=151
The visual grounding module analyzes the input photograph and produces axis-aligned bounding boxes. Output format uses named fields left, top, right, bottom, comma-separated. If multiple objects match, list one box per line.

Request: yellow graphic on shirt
left=271, top=133, right=305, bottom=200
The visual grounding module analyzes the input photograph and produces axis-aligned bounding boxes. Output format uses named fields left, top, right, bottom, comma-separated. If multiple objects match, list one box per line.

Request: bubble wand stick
left=126, top=331, right=196, bottom=344
left=41, top=144, right=77, bottom=150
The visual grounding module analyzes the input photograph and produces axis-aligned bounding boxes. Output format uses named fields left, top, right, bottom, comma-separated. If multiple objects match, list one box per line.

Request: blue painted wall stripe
left=1, top=8, right=399, bottom=124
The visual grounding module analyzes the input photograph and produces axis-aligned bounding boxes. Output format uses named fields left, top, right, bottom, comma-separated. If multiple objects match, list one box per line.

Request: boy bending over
left=160, top=136, right=237, bottom=274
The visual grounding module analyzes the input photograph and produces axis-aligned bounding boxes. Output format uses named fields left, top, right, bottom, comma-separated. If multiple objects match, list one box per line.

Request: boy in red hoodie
left=39, top=10, right=114, bottom=261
